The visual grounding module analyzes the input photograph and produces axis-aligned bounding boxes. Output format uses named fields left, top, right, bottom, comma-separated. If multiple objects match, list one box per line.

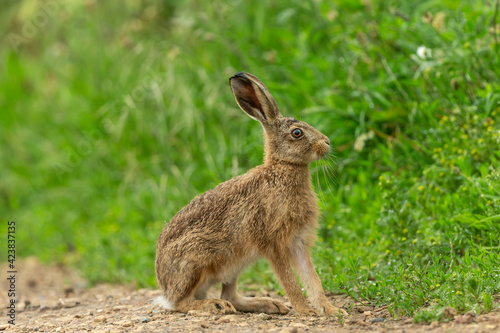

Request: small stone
left=141, top=317, right=151, bottom=323
left=291, top=323, right=307, bottom=328
left=430, top=320, right=439, bottom=328
left=93, top=315, right=107, bottom=323
left=217, top=315, right=235, bottom=323
left=74, top=314, right=82, bottom=318
left=0, top=325, right=10, bottom=331
left=120, top=320, right=134, bottom=327
left=372, top=317, right=385, bottom=323
left=38, top=305, right=49, bottom=312
left=347, top=315, right=365, bottom=325
left=403, top=318, right=414, bottom=324
left=55, top=327, right=65, bottom=333
left=180, top=313, right=186, bottom=317
left=96, top=309, right=104, bottom=313
left=258, top=313, right=271, bottom=320
left=200, top=321, right=209, bottom=328
left=363, top=311, right=372, bottom=316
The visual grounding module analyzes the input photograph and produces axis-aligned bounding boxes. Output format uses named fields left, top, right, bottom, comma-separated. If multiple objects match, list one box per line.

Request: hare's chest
left=272, top=188, right=319, bottom=226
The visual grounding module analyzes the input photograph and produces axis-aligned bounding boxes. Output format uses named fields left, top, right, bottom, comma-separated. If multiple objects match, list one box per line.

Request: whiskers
left=313, top=152, right=339, bottom=207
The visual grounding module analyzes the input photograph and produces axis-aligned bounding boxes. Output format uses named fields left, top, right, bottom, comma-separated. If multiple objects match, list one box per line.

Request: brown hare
left=155, top=72, right=346, bottom=317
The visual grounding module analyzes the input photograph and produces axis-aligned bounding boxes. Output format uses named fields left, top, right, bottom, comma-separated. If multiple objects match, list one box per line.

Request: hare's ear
left=230, top=72, right=280, bottom=124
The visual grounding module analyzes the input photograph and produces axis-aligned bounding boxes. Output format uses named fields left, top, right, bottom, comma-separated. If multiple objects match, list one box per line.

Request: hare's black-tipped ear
left=230, top=72, right=280, bottom=124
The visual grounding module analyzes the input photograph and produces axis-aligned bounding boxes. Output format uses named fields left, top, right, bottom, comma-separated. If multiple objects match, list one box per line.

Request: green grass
left=1, top=0, right=499, bottom=319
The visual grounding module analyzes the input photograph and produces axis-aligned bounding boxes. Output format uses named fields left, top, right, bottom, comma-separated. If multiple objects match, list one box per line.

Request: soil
left=1, top=258, right=499, bottom=333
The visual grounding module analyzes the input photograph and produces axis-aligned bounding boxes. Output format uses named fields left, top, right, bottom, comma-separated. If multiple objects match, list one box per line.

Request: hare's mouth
left=314, top=142, right=331, bottom=159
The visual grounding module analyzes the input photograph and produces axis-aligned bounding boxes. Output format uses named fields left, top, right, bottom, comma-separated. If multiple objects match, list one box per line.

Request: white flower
left=354, top=131, right=375, bottom=152
left=416, top=46, right=432, bottom=59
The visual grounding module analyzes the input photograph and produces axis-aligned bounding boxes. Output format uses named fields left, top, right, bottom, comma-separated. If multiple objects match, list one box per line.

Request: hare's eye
left=291, top=128, right=303, bottom=138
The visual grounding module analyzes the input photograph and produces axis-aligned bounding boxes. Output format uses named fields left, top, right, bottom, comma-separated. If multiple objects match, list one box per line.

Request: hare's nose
left=325, top=139, right=330, bottom=146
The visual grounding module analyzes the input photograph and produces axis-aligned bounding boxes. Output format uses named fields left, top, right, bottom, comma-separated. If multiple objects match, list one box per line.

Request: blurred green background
left=1, top=0, right=499, bottom=318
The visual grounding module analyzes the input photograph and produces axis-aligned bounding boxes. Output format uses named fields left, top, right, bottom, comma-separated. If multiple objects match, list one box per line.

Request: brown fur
left=155, top=72, right=347, bottom=317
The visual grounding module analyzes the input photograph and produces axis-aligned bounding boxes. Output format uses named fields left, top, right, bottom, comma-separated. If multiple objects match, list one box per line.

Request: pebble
left=33, top=327, right=39, bottom=332
left=120, top=320, right=134, bottom=327
left=39, top=305, right=49, bottom=312
left=372, top=317, right=385, bottom=323
left=0, top=325, right=10, bottom=331
left=55, top=327, right=65, bottom=333
left=291, top=323, right=307, bottom=328
left=180, top=313, right=186, bottom=317
left=258, top=313, right=272, bottom=320
left=430, top=321, right=439, bottom=328
left=141, top=317, right=151, bottom=323
left=282, top=327, right=298, bottom=333
left=217, top=315, right=235, bottom=323
left=363, top=311, right=372, bottom=316
left=200, top=321, right=209, bottom=328
left=93, top=315, right=107, bottom=323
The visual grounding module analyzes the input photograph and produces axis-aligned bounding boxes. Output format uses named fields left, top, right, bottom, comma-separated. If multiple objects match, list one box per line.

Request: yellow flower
left=418, top=185, right=425, bottom=191
left=412, top=239, right=417, bottom=244
left=417, top=230, right=421, bottom=234
left=385, top=249, right=390, bottom=254
left=401, top=237, right=407, bottom=241
left=478, top=138, right=484, bottom=144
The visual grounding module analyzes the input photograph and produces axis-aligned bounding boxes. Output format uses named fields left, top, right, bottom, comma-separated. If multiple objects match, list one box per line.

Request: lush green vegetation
left=1, top=0, right=499, bottom=320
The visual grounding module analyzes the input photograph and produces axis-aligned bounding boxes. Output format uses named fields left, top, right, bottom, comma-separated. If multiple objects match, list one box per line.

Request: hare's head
left=230, top=72, right=330, bottom=166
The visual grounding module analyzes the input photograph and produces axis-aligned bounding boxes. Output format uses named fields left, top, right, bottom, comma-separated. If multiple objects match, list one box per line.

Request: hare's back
left=157, top=170, right=262, bottom=247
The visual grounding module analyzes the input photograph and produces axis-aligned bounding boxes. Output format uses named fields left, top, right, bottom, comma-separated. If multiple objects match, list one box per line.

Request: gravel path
left=1, top=258, right=499, bottom=332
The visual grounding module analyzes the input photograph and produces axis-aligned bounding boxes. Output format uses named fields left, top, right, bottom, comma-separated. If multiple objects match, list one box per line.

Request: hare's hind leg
left=158, top=260, right=236, bottom=314
left=221, top=277, right=289, bottom=314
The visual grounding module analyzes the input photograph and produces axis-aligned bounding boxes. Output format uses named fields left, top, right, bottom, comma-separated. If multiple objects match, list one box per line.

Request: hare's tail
left=153, top=295, right=174, bottom=310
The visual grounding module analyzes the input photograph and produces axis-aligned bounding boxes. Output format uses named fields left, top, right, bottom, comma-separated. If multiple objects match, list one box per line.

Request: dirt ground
left=1, top=258, right=499, bottom=333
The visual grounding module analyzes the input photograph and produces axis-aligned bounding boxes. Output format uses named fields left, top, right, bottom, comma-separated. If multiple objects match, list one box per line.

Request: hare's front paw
left=293, top=306, right=321, bottom=316
left=322, top=304, right=348, bottom=317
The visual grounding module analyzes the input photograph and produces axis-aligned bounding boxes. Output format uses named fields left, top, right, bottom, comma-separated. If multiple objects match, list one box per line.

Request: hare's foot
left=292, top=305, right=321, bottom=316
left=176, top=298, right=236, bottom=314
left=320, top=303, right=348, bottom=317
left=229, top=296, right=289, bottom=314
